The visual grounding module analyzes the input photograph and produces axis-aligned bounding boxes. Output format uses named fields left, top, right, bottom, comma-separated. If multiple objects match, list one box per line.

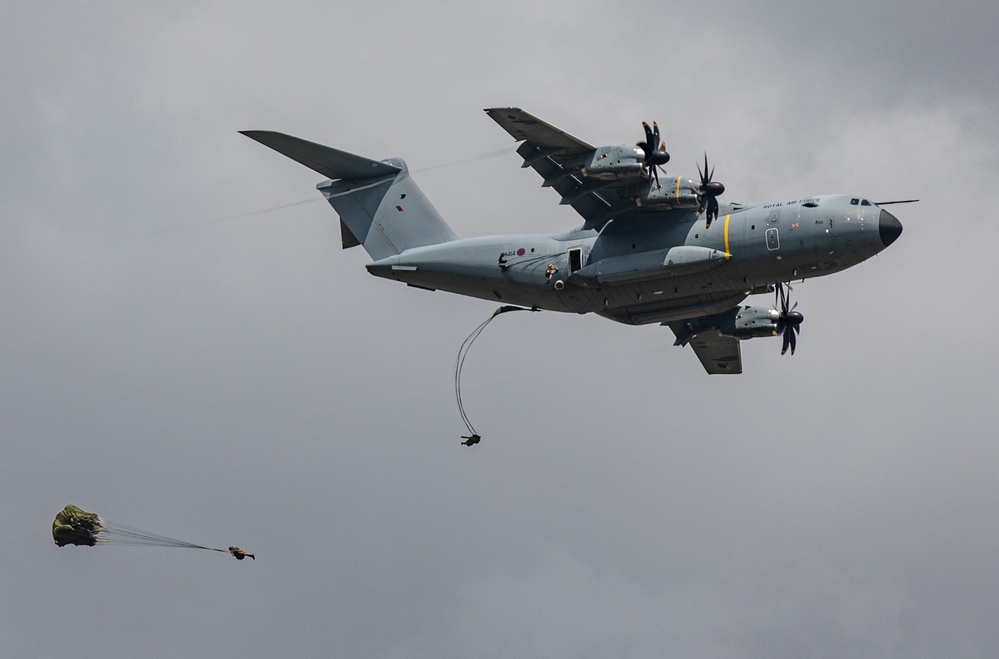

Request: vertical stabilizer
left=241, top=131, right=457, bottom=260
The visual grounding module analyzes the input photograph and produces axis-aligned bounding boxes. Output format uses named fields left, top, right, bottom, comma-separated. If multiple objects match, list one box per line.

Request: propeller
left=637, top=121, right=670, bottom=188
left=696, top=153, right=725, bottom=227
left=775, top=282, right=804, bottom=355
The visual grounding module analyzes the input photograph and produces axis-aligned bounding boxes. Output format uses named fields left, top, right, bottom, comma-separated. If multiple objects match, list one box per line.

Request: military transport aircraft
left=241, top=108, right=904, bottom=373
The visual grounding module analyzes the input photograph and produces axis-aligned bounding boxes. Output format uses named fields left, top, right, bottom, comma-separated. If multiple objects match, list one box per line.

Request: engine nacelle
left=578, top=145, right=645, bottom=180
left=718, top=305, right=779, bottom=340
left=633, top=176, right=701, bottom=210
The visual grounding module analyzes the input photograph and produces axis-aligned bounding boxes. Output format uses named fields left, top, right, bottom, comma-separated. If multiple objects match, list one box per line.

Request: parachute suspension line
left=454, top=306, right=537, bottom=444
left=94, top=518, right=226, bottom=552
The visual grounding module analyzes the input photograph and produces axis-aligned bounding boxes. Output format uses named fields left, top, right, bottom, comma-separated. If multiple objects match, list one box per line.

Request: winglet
left=240, top=130, right=401, bottom=180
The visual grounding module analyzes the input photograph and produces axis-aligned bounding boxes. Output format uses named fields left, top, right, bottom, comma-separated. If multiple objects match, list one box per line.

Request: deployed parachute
left=52, top=505, right=250, bottom=558
left=52, top=505, right=102, bottom=547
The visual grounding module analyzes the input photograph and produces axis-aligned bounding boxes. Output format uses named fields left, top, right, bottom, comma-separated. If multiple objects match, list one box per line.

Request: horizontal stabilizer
left=240, top=130, right=401, bottom=180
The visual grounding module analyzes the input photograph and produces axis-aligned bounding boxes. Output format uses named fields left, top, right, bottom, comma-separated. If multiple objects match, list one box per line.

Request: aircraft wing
left=668, top=315, right=744, bottom=374
left=486, top=108, right=699, bottom=231
left=684, top=331, right=743, bottom=374
left=485, top=108, right=595, bottom=153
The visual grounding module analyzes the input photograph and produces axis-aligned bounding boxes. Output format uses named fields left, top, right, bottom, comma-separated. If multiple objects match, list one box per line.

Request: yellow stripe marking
left=675, top=176, right=682, bottom=200
left=723, top=214, right=732, bottom=258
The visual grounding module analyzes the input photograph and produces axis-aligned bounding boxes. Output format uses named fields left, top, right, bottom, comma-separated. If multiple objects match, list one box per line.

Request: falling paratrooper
left=228, top=546, right=255, bottom=560
left=51, top=505, right=253, bottom=561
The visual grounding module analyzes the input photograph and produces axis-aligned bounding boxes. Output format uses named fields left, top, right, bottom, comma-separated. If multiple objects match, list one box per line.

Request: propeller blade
left=775, top=282, right=804, bottom=356
left=696, top=153, right=724, bottom=224
left=638, top=121, right=671, bottom=187
left=642, top=122, right=654, bottom=150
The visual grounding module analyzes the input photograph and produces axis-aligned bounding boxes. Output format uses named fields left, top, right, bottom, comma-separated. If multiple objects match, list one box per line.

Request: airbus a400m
left=242, top=108, right=904, bottom=374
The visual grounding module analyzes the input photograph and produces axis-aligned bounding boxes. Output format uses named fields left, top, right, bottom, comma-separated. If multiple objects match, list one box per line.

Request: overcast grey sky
left=4, top=2, right=999, bottom=657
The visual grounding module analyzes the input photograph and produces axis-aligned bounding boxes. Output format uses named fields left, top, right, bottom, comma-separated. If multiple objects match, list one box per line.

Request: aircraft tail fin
left=241, top=130, right=457, bottom=260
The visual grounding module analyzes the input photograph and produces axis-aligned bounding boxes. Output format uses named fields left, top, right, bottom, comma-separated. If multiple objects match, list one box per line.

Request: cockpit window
left=850, top=198, right=860, bottom=205
left=861, top=199, right=872, bottom=206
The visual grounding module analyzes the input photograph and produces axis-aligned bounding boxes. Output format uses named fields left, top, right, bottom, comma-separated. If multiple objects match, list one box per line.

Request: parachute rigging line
left=454, top=306, right=536, bottom=443
left=92, top=519, right=226, bottom=552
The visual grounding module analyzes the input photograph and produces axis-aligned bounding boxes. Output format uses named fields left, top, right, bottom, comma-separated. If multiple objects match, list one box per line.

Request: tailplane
left=241, top=131, right=457, bottom=260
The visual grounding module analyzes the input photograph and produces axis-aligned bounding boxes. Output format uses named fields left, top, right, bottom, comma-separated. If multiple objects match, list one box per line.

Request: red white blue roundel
left=517, top=248, right=526, bottom=256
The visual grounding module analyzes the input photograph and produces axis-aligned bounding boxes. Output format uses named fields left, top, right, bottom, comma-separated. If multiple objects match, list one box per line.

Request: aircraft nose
left=879, top=208, right=903, bottom=247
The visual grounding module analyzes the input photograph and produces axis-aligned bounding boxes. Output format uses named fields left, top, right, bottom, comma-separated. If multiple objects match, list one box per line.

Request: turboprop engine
left=576, top=145, right=646, bottom=180
left=717, top=306, right=781, bottom=340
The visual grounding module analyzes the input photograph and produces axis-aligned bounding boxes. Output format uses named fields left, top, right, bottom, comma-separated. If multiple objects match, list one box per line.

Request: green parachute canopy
left=51, top=505, right=237, bottom=555
left=52, top=504, right=102, bottom=547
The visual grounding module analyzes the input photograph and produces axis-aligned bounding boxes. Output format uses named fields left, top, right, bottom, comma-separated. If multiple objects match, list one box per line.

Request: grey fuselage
left=366, top=194, right=903, bottom=325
